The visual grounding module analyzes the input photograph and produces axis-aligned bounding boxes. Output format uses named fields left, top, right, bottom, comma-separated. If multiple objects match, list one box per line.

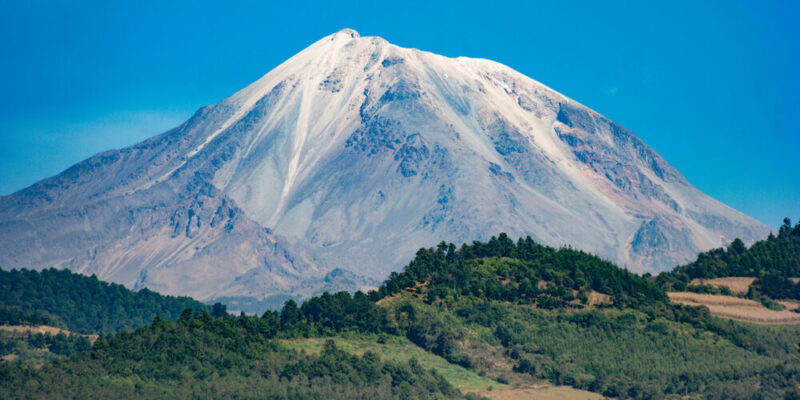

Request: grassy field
left=279, top=334, right=605, bottom=398
left=668, top=292, right=800, bottom=324
left=279, top=334, right=503, bottom=390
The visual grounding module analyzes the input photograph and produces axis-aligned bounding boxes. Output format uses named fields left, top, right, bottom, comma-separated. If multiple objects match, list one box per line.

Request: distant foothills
left=1, top=218, right=799, bottom=399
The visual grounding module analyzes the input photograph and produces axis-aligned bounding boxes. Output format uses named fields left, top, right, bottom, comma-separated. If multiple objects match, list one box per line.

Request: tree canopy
left=0, top=267, right=208, bottom=333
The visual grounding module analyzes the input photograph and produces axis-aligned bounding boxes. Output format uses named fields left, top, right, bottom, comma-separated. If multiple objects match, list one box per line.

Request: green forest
left=0, top=267, right=208, bottom=333
left=0, top=305, right=62, bottom=328
left=0, top=314, right=466, bottom=400
left=2, top=229, right=800, bottom=399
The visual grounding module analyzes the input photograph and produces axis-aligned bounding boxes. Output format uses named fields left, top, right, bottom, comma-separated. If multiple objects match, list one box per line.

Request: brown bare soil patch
left=586, top=291, right=611, bottom=306
left=668, top=292, right=800, bottom=324
left=536, top=280, right=548, bottom=290
left=690, top=277, right=755, bottom=294
left=465, top=384, right=605, bottom=400
left=0, top=325, right=68, bottom=336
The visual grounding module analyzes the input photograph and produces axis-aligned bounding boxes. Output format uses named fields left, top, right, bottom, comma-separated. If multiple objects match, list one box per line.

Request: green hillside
left=377, top=233, right=666, bottom=307
left=0, top=313, right=466, bottom=400
left=657, top=218, right=800, bottom=300
left=0, top=305, right=62, bottom=328
left=0, top=267, right=209, bottom=333
left=2, top=234, right=800, bottom=399
left=374, top=235, right=800, bottom=398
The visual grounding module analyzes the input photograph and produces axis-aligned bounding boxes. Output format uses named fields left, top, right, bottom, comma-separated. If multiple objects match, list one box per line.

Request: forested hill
left=0, top=313, right=466, bottom=400
left=376, top=233, right=667, bottom=308
left=2, top=235, right=800, bottom=399
left=666, top=218, right=799, bottom=279
left=368, top=234, right=800, bottom=398
left=655, top=218, right=800, bottom=299
left=0, top=267, right=208, bottom=333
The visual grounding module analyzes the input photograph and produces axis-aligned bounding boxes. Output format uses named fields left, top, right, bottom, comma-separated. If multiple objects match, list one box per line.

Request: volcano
left=0, top=29, right=769, bottom=307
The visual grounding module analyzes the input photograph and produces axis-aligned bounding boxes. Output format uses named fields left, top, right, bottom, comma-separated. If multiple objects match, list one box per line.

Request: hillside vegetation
left=0, top=305, right=62, bottom=328
left=0, top=267, right=209, bottom=333
left=372, top=236, right=800, bottom=398
left=0, top=314, right=466, bottom=400
left=0, top=306, right=93, bottom=367
left=2, top=234, right=800, bottom=399
left=0, top=328, right=92, bottom=368
left=377, top=234, right=666, bottom=308
left=657, top=218, right=800, bottom=300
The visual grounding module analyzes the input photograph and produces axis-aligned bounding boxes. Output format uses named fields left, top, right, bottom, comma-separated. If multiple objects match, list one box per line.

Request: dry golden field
left=778, top=300, right=800, bottom=310
left=0, top=325, right=69, bottom=335
left=0, top=325, right=98, bottom=343
left=465, top=384, right=605, bottom=400
left=689, top=277, right=756, bottom=294
left=667, top=292, right=800, bottom=324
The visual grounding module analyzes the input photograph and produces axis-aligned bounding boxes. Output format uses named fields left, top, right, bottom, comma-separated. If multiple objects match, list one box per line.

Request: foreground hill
left=0, top=315, right=466, bottom=400
left=373, top=235, right=800, bottom=398
left=2, top=235, right=799, bottom=399
left=0, top=267, right=208, bottom=333
left=0, top=29, right=768, bottom=306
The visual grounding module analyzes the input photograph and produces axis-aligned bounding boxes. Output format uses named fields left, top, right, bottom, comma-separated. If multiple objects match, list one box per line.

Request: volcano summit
left=0, top=29, right=769, bottom=306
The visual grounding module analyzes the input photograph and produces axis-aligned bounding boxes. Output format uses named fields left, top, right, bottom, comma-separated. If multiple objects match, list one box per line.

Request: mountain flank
left=0, top=29, right=769, bottom=305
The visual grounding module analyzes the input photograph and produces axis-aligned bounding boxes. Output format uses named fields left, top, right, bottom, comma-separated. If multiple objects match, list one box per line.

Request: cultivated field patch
left=668, top=292, right=800, bottom=324
left=465, top=384, right=605, bottom=400
left=690, top=277, right=756, bottom=294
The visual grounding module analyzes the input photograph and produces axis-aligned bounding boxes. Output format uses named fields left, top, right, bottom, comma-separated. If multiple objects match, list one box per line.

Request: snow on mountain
left=0, top=29, right=769, bottom=307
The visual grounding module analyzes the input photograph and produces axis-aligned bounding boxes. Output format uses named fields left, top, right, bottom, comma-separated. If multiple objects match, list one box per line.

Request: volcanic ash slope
left=0, top=29, right=769, bottom=304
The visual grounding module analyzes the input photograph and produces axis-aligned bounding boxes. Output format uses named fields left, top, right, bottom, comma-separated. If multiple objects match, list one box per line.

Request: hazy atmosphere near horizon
left=0, top=0, right=797, bottom=227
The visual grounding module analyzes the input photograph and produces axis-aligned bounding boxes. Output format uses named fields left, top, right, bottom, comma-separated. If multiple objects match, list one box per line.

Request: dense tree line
left=0, top=305, right=92, bottom=366
left=0, top=305, right=62, bottom=328
left=0, top=331, right=92, bottom=366
left=0, top=311, right=468, bottom=400
left=656, top=218, right=800, bottom=300
left=376, top=233, right=666, bottom=308
left=0, top=268, right=208, bottom=333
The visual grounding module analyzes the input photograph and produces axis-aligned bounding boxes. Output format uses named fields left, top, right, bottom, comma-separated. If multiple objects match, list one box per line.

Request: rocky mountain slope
left=0, top=29, right=769, bottom=305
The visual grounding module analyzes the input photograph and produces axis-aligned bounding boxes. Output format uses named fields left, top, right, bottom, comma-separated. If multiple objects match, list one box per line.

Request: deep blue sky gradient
left=1, top=0, right=798, bottom=227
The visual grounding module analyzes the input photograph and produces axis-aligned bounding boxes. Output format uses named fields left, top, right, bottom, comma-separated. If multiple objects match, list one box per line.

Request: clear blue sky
left=1, top=0, right=797, bottom=228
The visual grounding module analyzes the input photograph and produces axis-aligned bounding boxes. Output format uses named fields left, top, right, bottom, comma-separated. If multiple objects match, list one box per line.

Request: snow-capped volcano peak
left=332, top=28, right=360, bottom=39
left=0, top=30, right=769, bottom=305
